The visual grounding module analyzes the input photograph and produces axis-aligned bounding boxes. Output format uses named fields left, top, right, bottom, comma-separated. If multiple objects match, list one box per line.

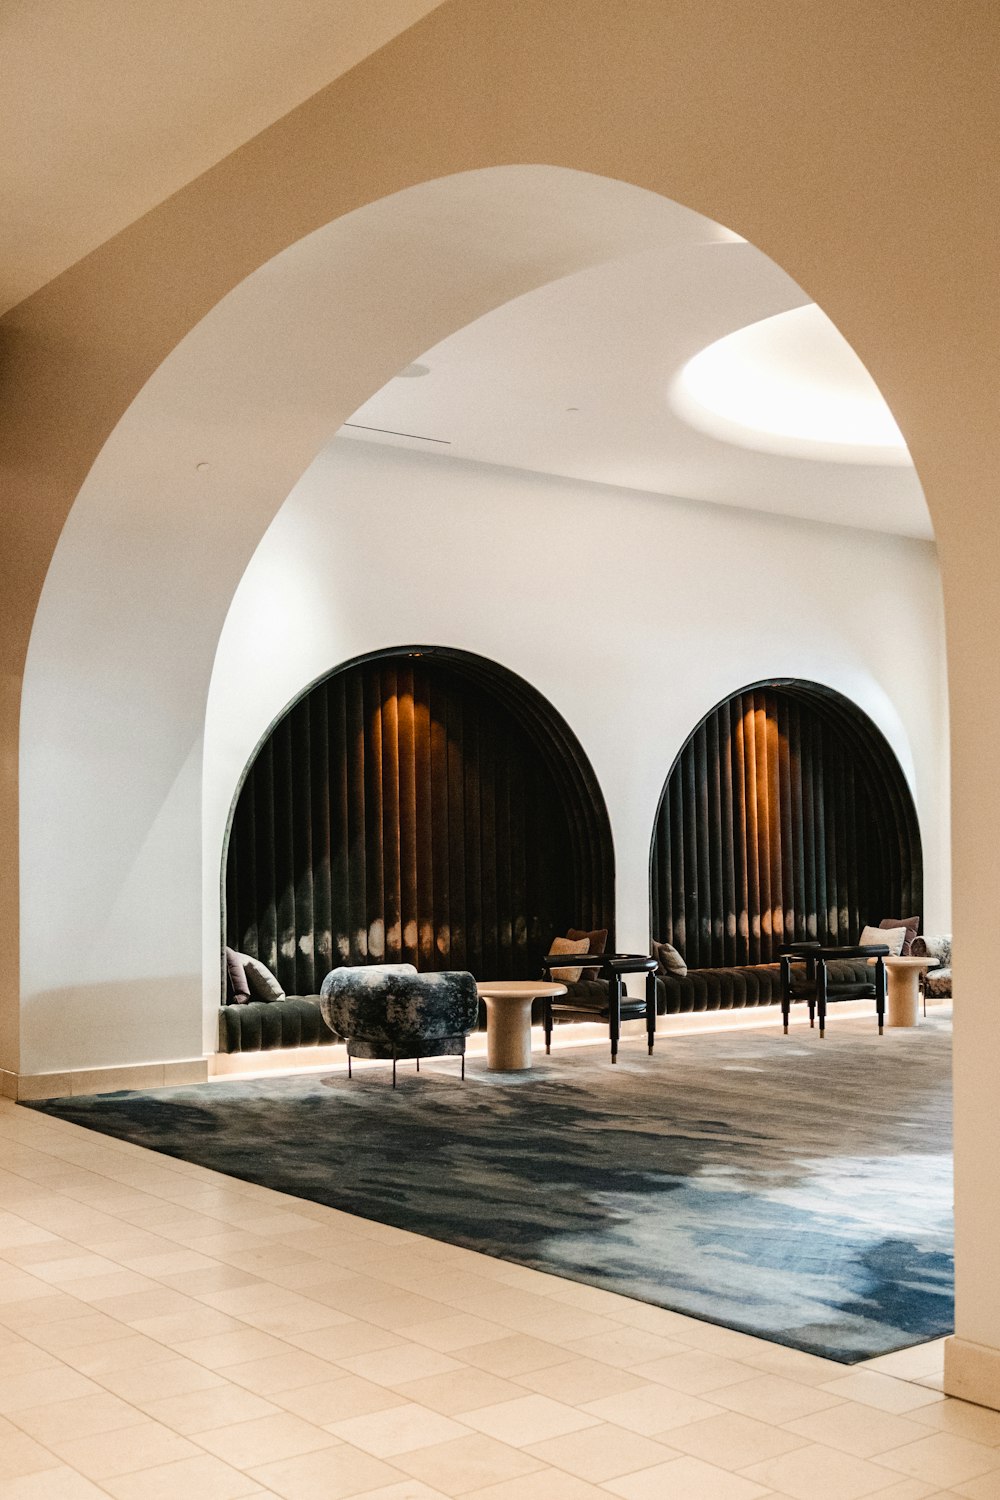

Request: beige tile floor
left=0, top=1067, right=976, bottom=1500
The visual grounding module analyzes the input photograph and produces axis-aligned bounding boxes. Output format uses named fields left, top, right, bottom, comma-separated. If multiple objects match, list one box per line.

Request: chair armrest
left=814, top=944, right=889, bottom=959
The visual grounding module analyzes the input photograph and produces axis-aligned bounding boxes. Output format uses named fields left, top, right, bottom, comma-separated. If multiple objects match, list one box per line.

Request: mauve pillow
left=225, top=946, right=251, bottom=1005
left=241, top=954, right=285, bottom=1003
left=548, top=936, right=590, bottom=984
left=567, top=926, right=609, bottom=981
left=880, top=916, right=920, bottom=956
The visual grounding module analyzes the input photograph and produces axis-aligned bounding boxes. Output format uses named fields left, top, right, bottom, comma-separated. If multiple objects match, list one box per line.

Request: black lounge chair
left=779, top=941, right=890, bottom=1038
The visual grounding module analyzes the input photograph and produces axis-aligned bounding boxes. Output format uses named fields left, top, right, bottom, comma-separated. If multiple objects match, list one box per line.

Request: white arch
left=21, top=163, right=947, bottom=1075
left=21, top=167, right=735, bottom=1072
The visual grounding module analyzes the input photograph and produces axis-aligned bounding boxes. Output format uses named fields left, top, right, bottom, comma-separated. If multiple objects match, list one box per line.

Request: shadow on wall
left=650, top=678, right=923, bottom=968
left=223, top=646, right=614, bottom=992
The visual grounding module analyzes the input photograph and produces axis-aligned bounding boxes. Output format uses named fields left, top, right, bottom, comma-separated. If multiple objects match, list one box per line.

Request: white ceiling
left=0, top=0, right=443, bottom=312
left=674, top=304, right=911, bottom=464
left=343, top=232, right=932, bottom=540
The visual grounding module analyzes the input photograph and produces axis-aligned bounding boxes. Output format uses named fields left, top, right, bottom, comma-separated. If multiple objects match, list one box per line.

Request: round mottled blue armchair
left=319, top=963, right=479, bottom=1086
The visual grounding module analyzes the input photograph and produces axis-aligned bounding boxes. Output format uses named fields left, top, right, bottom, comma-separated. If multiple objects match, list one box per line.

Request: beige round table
left=476, top=980, right=567, bottom=1070
left=879, top=955, right=932, bottom=1027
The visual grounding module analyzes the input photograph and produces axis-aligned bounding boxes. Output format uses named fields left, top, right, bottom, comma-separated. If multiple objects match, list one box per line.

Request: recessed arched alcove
left=650, top=679, right=923, bottom=969
left=223, top=646, right=614, bottom=993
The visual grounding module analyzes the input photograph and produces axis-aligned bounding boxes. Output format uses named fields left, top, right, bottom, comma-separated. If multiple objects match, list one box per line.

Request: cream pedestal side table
left=882, top=955, right=932, bottom=1027
left=476, top=981, right=566, bottom=1070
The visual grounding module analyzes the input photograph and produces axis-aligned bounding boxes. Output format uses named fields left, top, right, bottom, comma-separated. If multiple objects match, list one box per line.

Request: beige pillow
left=548, top=936, right=591, bottom=984
left=241, top=953, right=285, bottom=1002
left=860, top=924, right=906, bottom=956
left=652, top=938, right=687, bottom=977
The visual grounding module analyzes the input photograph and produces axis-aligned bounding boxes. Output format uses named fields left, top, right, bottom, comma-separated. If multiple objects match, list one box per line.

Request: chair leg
left=876, top=957, right=886, bottom=1035
left=808, top=997, right=815, bottom=1029
left=415, top=1057, right=420, bottom=1072
left=646, top=973, right=656, bottom=1056
left=609, top=974, right=622, bottom=1063
left=392, top=1053, right=397, bottom=1090
left=347, top=1054, right=352, bottom=1080
left=543, top=1002, right=553, bottom=1055
left=816, top=960, right=828, bottom=1039
left=780, top=956, right=791, bottom=1033
left=461, top=1054, right=465, bottom=1081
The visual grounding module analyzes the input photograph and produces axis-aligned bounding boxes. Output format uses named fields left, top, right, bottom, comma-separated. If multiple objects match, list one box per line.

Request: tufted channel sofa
left=218, top=994, right=334, bottom=1053
left=659, top=957, right=885, bottom=1014
left=652, top=958, right=880, bottom=1014
left=560, top=960, right=881, bottom=1020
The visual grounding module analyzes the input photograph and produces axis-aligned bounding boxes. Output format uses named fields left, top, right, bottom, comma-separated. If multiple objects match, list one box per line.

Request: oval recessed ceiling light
left=671, top=305, right=911, bottom=465
left=396, top=362, right=431, bottom=378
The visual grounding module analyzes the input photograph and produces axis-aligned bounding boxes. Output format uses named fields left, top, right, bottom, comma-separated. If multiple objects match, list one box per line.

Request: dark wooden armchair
left=779, top=941, right=890, bottom=1038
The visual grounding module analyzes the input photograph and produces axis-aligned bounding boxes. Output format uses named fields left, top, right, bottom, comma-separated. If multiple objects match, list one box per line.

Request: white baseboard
left=945, top=1336, right=1000, bottom=1410
left=6, top=1057, right=208, bottom=1102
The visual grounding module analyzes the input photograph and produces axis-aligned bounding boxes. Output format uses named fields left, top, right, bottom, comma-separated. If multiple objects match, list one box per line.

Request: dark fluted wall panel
left=650, top=684, right=922, bottom=968
left=226, top=652, right=613, bottom=992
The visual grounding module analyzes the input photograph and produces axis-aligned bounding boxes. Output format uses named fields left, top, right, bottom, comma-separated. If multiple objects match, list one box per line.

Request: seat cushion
left=656, top=964, right=784, bottom=1014
left=349, top=1034, right=468, bottom=1060
left=557, top=978, right=610, bottom=1006
left=218, top=996, right=334, bottom=1052
left=924, top=967, right=952, bottom=998
left=786, top=957, right=877, bottom=999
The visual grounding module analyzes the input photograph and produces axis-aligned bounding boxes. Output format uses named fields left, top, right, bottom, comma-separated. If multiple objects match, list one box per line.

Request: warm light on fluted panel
left=650, top=684, right=922, bottom=968
left=225, top=651, right=614, bottom=994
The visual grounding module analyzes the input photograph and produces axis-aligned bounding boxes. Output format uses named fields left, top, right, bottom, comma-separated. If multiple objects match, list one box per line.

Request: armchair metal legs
left=348, top=1048, right=465, bottom=1086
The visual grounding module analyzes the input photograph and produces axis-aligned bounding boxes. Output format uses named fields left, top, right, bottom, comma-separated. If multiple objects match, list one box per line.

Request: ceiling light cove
left=671, top=305, right=912, bottom=465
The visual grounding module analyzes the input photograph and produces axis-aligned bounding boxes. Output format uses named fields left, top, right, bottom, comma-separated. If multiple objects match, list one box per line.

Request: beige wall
left=2, top=0, right=997, bottom=1400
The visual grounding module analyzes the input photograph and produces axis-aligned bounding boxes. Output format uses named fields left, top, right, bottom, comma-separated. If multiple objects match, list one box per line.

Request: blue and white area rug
left=26, top=1011, right=953, bottom=1363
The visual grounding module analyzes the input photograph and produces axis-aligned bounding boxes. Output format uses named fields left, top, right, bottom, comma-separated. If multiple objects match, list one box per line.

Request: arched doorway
left=650, top=679, right=923, bottom=967
left=9, top=0, right=994, bottom=1403
left=223, top=646, right=613, bottom=991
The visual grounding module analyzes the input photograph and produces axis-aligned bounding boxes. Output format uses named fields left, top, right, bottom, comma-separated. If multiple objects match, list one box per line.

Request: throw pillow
left=241, top=954, right=286, bottom=1002
left=224, top=946, right=251, bottom=1005
left=548, top=936, right=591, bottom=984
left=567, top=926, right=609, bottom=981
left=652, top=938, right=687, bottom=977
left=860, top=923, right=906, bottom=955
left=880, top=915, right=920, bottom=956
